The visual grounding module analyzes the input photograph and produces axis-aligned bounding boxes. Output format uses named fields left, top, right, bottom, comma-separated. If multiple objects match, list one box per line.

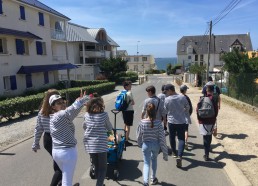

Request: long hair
left=41, top=89, right=60, bottom=117
left=86, top=94, right=105, bottom=114
left=146, top=103, right=156, bottom=128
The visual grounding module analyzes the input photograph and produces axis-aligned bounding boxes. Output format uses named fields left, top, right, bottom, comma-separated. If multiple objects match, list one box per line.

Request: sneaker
left=164, top=130, right=169, bottom=136
left=203, top=155, right=210, bottom=161
left=143, top=183, right=149, bottom=186
left=125, top=141, right=133, bottom=147
left=176, top=158, right=182, bottom=168
left=172, top=152, right=177, bottom=158
left=185, top=142, right=189, bottom=150
left=150, top=177, right=158, bottom=185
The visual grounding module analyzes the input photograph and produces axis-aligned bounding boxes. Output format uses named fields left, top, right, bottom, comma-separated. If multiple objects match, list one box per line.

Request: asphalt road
left=0, top=75, right=233, bottom=186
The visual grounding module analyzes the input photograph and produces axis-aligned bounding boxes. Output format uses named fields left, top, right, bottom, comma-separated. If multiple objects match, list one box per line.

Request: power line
left=213, top=0, right=238, bottom=23
left=213, top=0, right=242, bottom=27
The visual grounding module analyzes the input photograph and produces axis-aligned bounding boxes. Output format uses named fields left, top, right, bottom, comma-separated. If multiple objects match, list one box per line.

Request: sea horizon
left=155, top=57, right=178, bottom=70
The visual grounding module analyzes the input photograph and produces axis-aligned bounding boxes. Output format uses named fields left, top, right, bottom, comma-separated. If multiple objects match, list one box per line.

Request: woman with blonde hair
left=32, top=89, right=63, bottom=186
left=83, top=93, right=113, bottom=186
left=137, top=103, right=168, bottom=186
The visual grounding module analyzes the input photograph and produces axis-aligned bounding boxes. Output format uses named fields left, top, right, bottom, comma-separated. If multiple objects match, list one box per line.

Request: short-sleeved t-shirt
left=125, top=90, right=134, bottom=111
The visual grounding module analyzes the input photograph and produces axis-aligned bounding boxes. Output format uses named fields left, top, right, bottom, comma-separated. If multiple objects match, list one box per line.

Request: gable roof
left=17, top=0, right=70, bottom=20
left=177, top=33, right=253, bottom=55
left=66, top=23, right=98, bottom=43
left=107, top=35, right=119, bottom=47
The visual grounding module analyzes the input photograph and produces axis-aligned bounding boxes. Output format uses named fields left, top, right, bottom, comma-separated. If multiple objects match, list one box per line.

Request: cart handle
left=111, top=109, right=120, bottom=114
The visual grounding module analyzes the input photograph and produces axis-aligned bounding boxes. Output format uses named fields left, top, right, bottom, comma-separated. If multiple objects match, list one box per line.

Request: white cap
left=206, top=81, right=215, bottom=86
left=49, top=95, right=62, bottom=106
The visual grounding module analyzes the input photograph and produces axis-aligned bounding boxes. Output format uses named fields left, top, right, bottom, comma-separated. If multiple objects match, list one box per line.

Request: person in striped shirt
left=137, top=103, right=168, bottom=186
left=83, top=94, right=113, bottom=186
left=50, top=91, right=91, bottom=186
left=32, top=89, right=62, bottom=186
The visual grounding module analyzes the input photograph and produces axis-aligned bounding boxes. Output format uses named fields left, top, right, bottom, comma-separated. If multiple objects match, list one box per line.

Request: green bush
left=0, top=82, right=115, bottom=121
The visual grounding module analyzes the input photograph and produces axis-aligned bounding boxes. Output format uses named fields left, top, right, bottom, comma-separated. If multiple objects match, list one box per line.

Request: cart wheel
left=113, top=169, right=119, bottom=180
left=89, top=165, right=96, bottom=179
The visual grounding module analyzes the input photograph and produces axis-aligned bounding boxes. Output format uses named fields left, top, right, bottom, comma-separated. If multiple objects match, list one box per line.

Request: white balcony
left=50, top=29, right=66, bottom=41
left=79, top=50, right=111, bottom=58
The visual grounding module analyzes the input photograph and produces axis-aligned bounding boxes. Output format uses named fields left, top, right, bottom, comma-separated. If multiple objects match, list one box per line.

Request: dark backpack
left=197, top=96, right=215, bottom=118
left=115, top=90, right=129, bottom=111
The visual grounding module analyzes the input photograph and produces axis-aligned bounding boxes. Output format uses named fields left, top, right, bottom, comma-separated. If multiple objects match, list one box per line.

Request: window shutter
left=20, top=6, right=25, bottom=20
left=36, top=41, right=43, bottom=55
left=10, top=75, right=17, bottom=90
left=0, top=0, right=3, bottom=14
left=38, top=12, right=44, bottom=26
left=16, top=39, right=24, bottom=55
left=44, top=71, right=49, bottom=84
left=26, top=74, right=32, bottom=88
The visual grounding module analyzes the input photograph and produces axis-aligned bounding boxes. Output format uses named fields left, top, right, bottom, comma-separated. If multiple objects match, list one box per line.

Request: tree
left=189, top=63, right=206, bottom=75
left=99, top=57, right=128, bottom=79
left=166, top=63, right=172, bottom=75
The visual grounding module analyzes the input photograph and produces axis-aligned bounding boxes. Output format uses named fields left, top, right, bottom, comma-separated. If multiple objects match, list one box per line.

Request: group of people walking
left=32, top=78, right=220, bottom=186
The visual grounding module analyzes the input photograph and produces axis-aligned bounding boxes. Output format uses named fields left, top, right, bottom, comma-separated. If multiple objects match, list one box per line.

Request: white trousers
left=53, top=147, right=77, bottom=186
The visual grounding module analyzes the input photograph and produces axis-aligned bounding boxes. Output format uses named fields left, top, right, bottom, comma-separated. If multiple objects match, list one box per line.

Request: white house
left=177, top=33, right=253, bottom=72
left=58, top=22, right=120, bottom=81
left=0, top=0, right=75, bottom=96
left=119, top=52, right=156, bottom=74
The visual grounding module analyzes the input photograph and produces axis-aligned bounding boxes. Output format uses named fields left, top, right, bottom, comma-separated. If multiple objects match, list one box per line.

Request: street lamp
left=137, top=41, right=140, bottom=73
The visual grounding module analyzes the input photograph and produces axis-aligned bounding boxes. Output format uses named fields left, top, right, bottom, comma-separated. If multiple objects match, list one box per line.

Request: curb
left=0, top=135, right=34, bottom=153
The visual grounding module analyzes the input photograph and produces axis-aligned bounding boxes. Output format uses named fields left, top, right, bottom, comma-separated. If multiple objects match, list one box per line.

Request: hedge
left=0, top=82, right=115, bottom=121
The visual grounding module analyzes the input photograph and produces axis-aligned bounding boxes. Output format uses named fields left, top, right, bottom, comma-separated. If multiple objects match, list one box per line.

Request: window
left=126, top=57, right=130, bottom=62
left=142, top=57, right=147, bottom=61
left=26, top=74, right=32, bottom=88
left=36, top=41, right=46, bottom=55
left=16, top=39, right=29, bottom=55
left=3, top=76, right=17, bottom=90
left=44, top=72, right=49, bottom=84
left=20, top=6, right=25, bottom=20
left=0, top=38, right=7, bottom=54
left=200, top=54, right=204, bottom=61
left=195, top=55, right=198, bottom=61
left=134, top=57, right=138, bottom=62
left=38, top=12, right=44, bottom=26
left=188, top=56, right=191, bottom=60
left=134, top=65, right=138, bottom=71
left=200, top=62, right=203, bottom=66
left=0, top=0, right=3, bottom=14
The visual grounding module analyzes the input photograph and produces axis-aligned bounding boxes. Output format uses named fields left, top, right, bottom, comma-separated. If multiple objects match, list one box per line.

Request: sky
left=42, top=0, right=258, bottom=58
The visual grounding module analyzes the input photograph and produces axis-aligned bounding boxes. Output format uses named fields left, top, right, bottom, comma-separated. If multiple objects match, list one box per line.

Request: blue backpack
left=115, top=90, right=129, bottom=111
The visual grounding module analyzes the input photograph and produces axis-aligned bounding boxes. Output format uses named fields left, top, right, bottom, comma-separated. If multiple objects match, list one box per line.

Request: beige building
left=0, top=0, right=74, bottom=95
left=118, top=52, right=155, bottom=74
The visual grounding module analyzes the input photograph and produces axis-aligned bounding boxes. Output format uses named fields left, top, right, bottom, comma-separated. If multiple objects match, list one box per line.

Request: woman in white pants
left=49, top=91, right=91, bottom=186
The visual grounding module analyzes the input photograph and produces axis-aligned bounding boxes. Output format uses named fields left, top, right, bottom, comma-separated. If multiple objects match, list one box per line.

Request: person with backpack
left=119, top=80, right=135, bottom=147
left=180, top=85, right=192, bottom=150
left=157, top=85, right=169, bottom=135
left=202, top=76, right=221, bottom=109
left=137, top=103, right=168, bottom=186
left=197, top=85, right=218, bottom=161
left=163, top=84, right=189, bottom=168
left=141, top=85, right=165, bottom=122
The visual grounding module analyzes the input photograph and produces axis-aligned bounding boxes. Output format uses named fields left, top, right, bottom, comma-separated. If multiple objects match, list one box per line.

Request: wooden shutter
left=16, top=39, right=24, bottom=55
left=36, top=41, right=43, bottom=55
left=10, top=75, right=17, bottom=90
left=44, top=72, right=49, bottom=84
left=0, top=0, right=3, bottom=14
left=38, top=12, right=44, bottom=26
left=20, top=6, right=25, bottom=20
left=26, top=74, right=32, bottom=88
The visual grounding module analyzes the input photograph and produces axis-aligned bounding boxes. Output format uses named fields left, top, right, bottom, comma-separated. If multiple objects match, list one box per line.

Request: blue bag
left=115, top=90, right=129, bottom=111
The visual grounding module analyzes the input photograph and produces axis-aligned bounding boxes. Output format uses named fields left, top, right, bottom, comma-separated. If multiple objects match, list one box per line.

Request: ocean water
left=155, top=57, right=178, bottom=70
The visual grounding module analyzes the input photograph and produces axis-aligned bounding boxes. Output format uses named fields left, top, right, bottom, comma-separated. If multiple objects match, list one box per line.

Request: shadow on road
left=0, top=152, right=15, bottom=156
left=0, top=112, right=38, bottom=127
left=216, top=133, right=248, bottom=140
left=107, top=159, right=143, bottom=185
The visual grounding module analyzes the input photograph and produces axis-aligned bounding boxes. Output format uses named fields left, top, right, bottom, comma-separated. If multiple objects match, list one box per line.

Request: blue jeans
left=142, top=141, right=160, bottom=184
left=168, top=123, right=186, bottom=157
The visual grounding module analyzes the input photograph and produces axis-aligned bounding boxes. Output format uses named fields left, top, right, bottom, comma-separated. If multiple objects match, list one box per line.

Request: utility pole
left=207, top=21, right=212, bottom=82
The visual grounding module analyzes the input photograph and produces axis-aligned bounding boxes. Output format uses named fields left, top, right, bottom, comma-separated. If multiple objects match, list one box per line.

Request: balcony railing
left=53, top=55, right=68, bottom=64
left=80, top=50, right=105, bottom=58
left=50, top=29, right=66, bottom=41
